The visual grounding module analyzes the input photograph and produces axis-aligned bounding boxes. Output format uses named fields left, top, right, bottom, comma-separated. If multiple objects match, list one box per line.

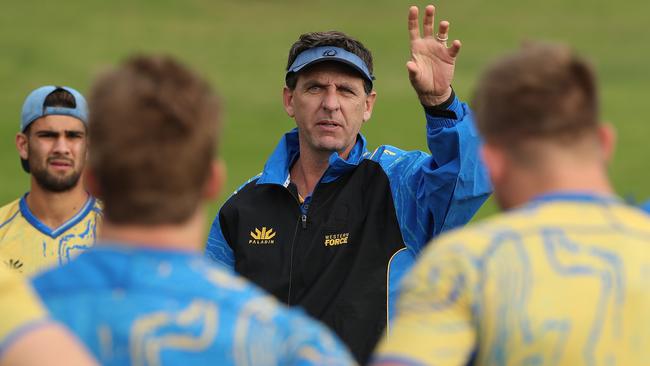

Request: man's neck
left=99, top=209, right=205, bottom=252
left=504, top=162, right=614, bottom=209
left=26, top=181, right=89, bottom=229
left=290, top=152, right=329, bottom=199
left=289, top=137, right=357, bottom=198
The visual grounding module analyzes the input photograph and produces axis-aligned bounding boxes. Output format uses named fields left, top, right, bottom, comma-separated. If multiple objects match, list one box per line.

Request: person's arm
left=0, top=267, right=97, bottom=366
left=1, top=324, right=98, bottom=366
left=374, top=5, right=490, bottom=255
left=372, top=240, right=476, bottom=366
left=205, top=210, right=236, bottom=269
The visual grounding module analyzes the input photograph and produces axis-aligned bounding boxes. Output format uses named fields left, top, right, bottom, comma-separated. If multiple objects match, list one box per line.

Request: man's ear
left=480, top=143, right=506, bottom=187
left=84, top=169, right=101, bottom=199
left=16, top=133, right=29, bottom=160
left=283, top=87, right=295, bottom=118
left=363, top=91, right=377, bottom=122
left=598, top=123, right=616, bottom=164
left=203, top=159, right=226, bottom=200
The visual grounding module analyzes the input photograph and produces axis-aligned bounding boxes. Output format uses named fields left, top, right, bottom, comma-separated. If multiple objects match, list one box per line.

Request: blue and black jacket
left=205, top=95, right=491, bottom=364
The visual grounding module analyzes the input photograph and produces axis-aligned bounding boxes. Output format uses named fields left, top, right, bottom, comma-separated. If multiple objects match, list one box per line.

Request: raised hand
left=407, top=5, right=461, bottom=106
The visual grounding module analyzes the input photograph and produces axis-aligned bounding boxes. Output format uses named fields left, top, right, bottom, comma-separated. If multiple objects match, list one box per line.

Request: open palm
left=407, top=5, right=461, bottom=106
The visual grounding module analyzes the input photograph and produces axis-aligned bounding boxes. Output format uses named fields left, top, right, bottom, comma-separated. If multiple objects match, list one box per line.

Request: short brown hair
left=473, top=42, right=599, bottom=149
left=285, top=31, right=374, bottom=94
left=89, top=55, right=220, bottom=225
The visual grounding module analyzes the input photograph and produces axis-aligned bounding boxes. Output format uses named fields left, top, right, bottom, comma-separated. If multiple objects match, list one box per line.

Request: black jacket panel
left=219, top=159, right=405, bottom=364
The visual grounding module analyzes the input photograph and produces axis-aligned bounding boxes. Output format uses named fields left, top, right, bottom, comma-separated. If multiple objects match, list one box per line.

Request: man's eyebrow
left=303, top=79, right=327, bottom=87
left=34, top=130, right=60, bottom=135
left=34, top=129, right=86, bottom=136
left=65, top=130, right=86, bottom=137
left=336, top=82, right=357, bottom=90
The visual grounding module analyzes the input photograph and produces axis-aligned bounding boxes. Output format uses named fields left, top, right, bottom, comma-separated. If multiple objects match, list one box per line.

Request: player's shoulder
left=609, top=201, right=650, bottom=233
left=0, top=266, right=49, bottom=344
left=0, top=198, right=21, bottom=224
left=220, top=173, right=263, bottom=208
left=197, top=260, right=326, bottom=328
left=197, top=259, right=284, bottom=311
left=31, top=250, right=100, bottom=298
left=432, top=211, right=521, bottom=249
left=196, top=261, right=353, bottom=363
left=414, top=209, right=536, bottom=270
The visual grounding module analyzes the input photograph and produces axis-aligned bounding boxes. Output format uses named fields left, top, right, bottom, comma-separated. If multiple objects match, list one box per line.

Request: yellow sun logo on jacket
left=249, top=227, right=276, bottom=244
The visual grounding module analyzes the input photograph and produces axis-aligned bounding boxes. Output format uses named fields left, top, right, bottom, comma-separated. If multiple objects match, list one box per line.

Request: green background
left=1, top=0, right=647, bottom=235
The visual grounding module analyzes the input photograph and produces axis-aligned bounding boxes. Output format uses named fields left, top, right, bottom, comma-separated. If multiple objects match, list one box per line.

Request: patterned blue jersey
left=32, top=244, right=355, bottom=366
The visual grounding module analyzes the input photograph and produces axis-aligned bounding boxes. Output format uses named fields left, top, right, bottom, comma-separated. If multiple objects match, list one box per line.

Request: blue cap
left=286, top=46, right=375, bottom=87
left=20, top=86, right=88, bottom=132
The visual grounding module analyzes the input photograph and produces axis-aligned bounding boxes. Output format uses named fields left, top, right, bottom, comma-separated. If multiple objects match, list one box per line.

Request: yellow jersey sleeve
left=0, top=265, right=48, bottom=345
left=376, top=239, right=476, bottom=365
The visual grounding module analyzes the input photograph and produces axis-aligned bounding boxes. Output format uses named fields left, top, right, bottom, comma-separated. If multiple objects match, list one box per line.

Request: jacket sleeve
left=372, top=95, right=491, bottom=255
left=205, top=211, right=236, bottom=269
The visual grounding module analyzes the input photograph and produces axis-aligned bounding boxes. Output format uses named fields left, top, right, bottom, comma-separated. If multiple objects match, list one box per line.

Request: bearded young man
left=0, top=86, right=101, bottom=275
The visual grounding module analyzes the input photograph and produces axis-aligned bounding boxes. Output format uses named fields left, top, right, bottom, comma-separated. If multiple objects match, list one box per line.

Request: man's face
left=16, top=115, right=88, bottom=192
left=283, top=62, right=376, bottom=158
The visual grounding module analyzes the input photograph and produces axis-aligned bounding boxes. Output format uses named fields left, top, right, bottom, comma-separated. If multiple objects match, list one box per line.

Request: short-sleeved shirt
left=0, top=264, right=50, bottom=355
left=0, top=195, right=101, bottom=276
left=375, top=193, right=650, bottom=366
left=33, top=244, right=355, bottom=366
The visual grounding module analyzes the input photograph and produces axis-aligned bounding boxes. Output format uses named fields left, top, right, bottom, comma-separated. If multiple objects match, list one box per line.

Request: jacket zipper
left=286, top=215, right=301, bottom=306
left=285, top=183, right=317, bottom=305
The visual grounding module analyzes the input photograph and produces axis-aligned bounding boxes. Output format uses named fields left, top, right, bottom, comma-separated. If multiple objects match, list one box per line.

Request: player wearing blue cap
left=0, top=86, right=101, bottom=276
left=32, top=55, right=355, bottom=366
left=205, top=5, right=492, bottom=363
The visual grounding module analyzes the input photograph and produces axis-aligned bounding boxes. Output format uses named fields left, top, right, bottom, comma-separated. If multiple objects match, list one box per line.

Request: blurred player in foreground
left=0, top=265, right=97, bottom=366
left=373, top=42, right=650, bottom=365
left=0, top=86, right=100, bottom=276
left=31, top=55, right=354, bottom=365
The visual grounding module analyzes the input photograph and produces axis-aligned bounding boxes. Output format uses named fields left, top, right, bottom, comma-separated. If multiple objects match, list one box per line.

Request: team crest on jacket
left=324, top=233, right=349, bottom=247
left=249, top=227, right=276, bottom=244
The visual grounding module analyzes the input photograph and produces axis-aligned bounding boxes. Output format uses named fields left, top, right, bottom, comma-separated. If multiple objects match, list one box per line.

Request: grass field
left=1, top=0, right=648, bottom=235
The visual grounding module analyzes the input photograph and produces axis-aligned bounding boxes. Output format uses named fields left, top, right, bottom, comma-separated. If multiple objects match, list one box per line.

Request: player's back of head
left=473, top=42, right=600, bottom=161
left=88, top=56, right=220, bottom=225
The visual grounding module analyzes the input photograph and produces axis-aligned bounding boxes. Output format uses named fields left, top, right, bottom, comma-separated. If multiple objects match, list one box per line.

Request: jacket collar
left=257, top=128, right=369, bottom=186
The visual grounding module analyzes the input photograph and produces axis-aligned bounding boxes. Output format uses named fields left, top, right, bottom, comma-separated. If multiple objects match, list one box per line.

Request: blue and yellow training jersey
left=0, top=195, right=101, bottom=276
left=32, top=244, right=355, bottom=366
left=375, top=193, right=650, bottom=366
left=0, top=264, right=50, bottom=353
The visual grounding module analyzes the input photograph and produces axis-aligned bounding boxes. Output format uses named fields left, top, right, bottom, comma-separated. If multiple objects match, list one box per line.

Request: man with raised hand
left=32, top=55, right=354, bottom=366
left=373, top=42, right=650, bottom=366
left=206, top=4, right=490, bottom=363
left=0, top=86, right=101, bottom=276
